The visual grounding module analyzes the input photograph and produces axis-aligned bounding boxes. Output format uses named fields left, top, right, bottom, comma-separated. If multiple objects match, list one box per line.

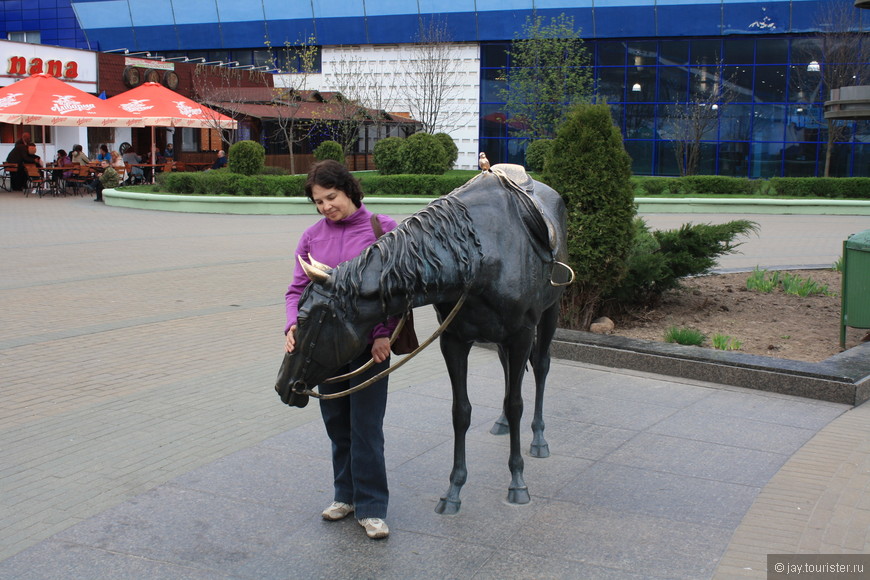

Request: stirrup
left=550, top=261, right=575, bottom=287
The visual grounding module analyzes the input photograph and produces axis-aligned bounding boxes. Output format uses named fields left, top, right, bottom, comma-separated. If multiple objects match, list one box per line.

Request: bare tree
left=791, top=1, right=870, bottom=176
left=266, top=36, right=320, bottom=174
left=400, top=18, right=466, bottom=134
left=192, top=65, right=266, bottom=146
left=325, top=48, right=401, bottom=153
left=663, top=61, right=740, bottom=176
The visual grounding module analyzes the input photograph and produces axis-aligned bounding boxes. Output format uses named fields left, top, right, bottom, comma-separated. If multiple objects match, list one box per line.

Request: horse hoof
left=489, top=421, right=509, bottom=436
left=530, top=443, right=550, bottom=458
left=507, top=487, right=530, bottom=505
left=435, top=498, right=461, bottom=515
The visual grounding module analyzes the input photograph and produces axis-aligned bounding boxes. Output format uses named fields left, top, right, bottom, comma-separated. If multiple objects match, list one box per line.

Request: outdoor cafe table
left=183, top=162, right=212, bottom=171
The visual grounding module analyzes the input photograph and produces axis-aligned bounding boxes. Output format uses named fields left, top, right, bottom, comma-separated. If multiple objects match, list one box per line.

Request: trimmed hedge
left=768, top=177, right=870, bottom=199
left=156, top=171, right=870, bottom=200
left=357, top=173, right=472, bottom=197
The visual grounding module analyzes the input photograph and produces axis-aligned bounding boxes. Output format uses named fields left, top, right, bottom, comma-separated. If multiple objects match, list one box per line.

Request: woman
left=110, top=150, right=126, bottom=182
left=70, top=144, right=89, bottom=166
left=53, top=149, right=71, bottom=184
left=284, top=160, right=397, bottom=540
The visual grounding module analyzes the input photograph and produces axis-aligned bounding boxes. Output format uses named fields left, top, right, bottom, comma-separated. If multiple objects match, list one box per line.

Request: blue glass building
left=3, top=0, right=869, bottom=176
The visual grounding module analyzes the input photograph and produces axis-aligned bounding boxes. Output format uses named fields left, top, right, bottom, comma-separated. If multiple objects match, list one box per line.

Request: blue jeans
left=319, top=348, right=389, bottom=520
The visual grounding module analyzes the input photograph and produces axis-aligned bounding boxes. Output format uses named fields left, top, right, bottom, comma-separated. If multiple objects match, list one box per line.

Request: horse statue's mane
left=327, top=195, right=483, bottom=316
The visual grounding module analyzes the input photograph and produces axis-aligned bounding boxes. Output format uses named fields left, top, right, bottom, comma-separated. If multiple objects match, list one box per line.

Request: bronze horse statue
left=276, top=164, right=570, bottom=514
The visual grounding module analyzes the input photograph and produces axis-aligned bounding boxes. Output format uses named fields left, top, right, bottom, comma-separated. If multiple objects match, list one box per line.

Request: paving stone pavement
left=1, top=191, right=869, bottom=579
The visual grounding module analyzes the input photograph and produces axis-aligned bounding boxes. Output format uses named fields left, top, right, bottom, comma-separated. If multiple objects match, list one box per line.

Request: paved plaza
left=1, top=191, right=869, bottom=579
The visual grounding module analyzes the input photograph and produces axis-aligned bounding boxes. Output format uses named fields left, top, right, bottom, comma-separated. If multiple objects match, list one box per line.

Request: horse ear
left=299, top=255, right=330, bottom=284
left=307, top=253, right=332, bottom=273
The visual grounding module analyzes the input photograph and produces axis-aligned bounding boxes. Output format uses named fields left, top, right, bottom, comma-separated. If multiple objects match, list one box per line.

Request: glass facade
left=6, top=0, right=870, bottom=177
left=481, top=36, right=869, bottom=177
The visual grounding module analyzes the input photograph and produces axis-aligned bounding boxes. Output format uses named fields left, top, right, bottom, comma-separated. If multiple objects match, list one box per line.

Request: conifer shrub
left=433, top=133, right=459, bottom=171
left=525, top=139, right=553, bottom=172
left=227, top=140, right=265, bottom=176
left=602, top=218, right=758, bottom=309
left=401, top=132, right=448, bottom=175
left=540, top=103, right=636, bottom=330
left=313, top=140, right=345, bottom=163
left=373, top=137, right=405, bottom=175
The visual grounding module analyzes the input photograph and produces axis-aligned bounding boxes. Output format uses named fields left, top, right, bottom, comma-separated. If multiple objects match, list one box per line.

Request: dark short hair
left=57, top=150, right=67, bottom=157
left=304, top=160, right=364, bottom=208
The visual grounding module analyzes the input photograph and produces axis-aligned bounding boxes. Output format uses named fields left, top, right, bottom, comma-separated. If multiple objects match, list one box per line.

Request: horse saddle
left=489, top=164, right=560, bottom=254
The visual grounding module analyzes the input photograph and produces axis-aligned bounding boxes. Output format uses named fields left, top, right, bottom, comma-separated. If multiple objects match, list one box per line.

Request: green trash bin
left=841, top=229, right=870, bottom=348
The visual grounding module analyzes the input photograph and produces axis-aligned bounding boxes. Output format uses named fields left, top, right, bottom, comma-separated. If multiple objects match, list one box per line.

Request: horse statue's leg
left=435, top=335, right=474, bottom=515
left=490, top=303, right=558, bottom=458
left=528, top=303, right=559, bottom=458
left=489, top=412, right=509, bottom=435
left=498, top=331, right=535, bottom=505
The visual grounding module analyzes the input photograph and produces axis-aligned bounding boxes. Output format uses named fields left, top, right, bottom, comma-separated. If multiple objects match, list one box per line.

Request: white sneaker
left=321, top=501, right=354, bottom=521
left=358, top=517, right=389, bottom=539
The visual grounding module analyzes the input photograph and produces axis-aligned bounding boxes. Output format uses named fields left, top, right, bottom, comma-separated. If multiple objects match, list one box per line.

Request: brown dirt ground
left=609, top=269, right=869, bottom=363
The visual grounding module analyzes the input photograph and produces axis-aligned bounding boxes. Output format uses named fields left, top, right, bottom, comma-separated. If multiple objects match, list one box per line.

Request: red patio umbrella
left=0, top=73, right=144, bottom=159
left=106, top=82, right=237, bottom=129
left=106, top=82, right=237, bottom=163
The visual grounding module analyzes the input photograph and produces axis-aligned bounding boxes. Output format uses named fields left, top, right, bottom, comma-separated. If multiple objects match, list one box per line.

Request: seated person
left=208, top=149, right=227, bottom=170
left=5, top=141, right=40, bottom=191
left=163, top=143, right=174, bottom=160
left=96, top=144, right=111, bottom=162
left=70, top=144, right=90, bottom=166
left=53, top=150, right=72, bottom=182
left=122, top=148, right=144, bottom=182
left=93, top=161, right=121, bottom=202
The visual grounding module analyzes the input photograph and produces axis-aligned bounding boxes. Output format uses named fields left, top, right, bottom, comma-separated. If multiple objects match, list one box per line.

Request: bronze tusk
left=307, top=253, right=332, bottom=273
left=299, top=255, right=330, bottom=284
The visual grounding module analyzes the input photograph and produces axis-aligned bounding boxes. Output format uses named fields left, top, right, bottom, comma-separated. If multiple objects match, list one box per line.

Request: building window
left=8, top=31, right=41, bottom=44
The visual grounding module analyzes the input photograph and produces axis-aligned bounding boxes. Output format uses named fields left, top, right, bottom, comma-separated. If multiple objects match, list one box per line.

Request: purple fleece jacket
left=284, top=203, right=399, bottom=340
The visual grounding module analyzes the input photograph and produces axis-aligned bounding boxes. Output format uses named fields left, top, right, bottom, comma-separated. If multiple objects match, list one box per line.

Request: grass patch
left=780, top=272, right=830, bottom=297
left=745, top=267, right=780, bottom=292
left=711, top=333, right=743, bottom=351
left=664, top=326, right=705, bottom=346
left=746, top=267, right=831, bottom=297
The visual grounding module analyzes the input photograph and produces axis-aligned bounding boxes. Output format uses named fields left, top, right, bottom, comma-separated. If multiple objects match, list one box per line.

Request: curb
left=103, top=191, right=870, bottom=216
left=553, top=329, right=870, bottom=406
left=103, top=190, right=437, bottom=215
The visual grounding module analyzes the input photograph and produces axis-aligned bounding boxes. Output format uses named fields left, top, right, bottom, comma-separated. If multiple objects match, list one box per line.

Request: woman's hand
left=285, top=325, right=297, bottom=353
left=371, top=337, right=391, bottom=363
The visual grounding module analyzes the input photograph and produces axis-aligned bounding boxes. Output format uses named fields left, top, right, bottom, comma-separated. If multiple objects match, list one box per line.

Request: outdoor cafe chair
left=66, top=165, right=93, bottom=196
left=23, top=164, right=49, bottom=198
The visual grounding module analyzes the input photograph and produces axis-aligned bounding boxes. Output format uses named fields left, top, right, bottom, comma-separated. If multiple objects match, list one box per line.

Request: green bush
left=358, top=173, right=472, bottom=196
left=158, top=172, right=198, bottom=194
left=604, top=218, right=759, bottom=307
left=524, top=139, right=553, bottom=172
left=769, top=177, right=870, bottom=199
left=373, top=137, right=405, bottom=175
left=541, top=103, right=636, bottom=330
left=401, top=133, right=447, bottom=175
left=228, top=140, right=265, bottom=176
left=433, top=133, right=459, bottom=171
left=194, top=171, right=244, bottom=195
left=314, top=140, right=345, bottom=163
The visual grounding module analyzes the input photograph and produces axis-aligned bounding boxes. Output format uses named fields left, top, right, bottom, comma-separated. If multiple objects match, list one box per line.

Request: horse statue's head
left=275, top=256, right=381, bottom=408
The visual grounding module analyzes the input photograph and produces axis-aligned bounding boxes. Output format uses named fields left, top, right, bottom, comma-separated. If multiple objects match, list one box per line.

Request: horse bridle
left=294, top=291, right=468, bottom=401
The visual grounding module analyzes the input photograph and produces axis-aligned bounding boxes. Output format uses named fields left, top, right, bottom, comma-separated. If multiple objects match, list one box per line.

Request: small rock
left=589, top=317, right=615, bottom=334
left=720, top=305, right=730, bottom=311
